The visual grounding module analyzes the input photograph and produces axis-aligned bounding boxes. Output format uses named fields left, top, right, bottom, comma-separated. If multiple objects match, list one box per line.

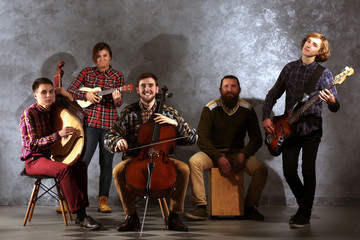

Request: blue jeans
left=83, top=127, right=114, bottom=197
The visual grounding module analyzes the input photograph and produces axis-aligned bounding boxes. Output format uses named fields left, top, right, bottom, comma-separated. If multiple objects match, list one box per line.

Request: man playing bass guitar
left=104, top=72, right=197, bottom=232
left=262, top=32, right=340, bottom=228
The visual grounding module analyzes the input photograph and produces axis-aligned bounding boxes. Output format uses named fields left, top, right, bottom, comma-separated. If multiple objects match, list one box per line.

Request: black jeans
left=282, top=129, right=322, bottom=217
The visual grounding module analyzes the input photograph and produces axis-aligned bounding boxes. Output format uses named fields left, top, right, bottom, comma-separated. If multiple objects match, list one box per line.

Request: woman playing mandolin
left=67, top=42, right=124, bottom=213
left=104, top=72, right=197, bottom=232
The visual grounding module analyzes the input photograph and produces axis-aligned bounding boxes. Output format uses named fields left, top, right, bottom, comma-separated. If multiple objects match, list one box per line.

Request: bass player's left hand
left=319, top=89, right=336, bottom=104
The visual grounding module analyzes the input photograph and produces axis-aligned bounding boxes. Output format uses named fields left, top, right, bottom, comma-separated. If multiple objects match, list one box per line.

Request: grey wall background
left=1, top=0, right=359, bottom=207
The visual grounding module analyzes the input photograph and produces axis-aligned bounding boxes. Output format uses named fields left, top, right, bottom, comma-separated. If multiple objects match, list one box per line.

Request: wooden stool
left=208, top=168, right=244, bottom=216
left=21, top=169, right=72, bottom=226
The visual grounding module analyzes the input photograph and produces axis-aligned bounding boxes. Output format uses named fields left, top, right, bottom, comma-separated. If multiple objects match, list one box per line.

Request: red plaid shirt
left=67, top=66, right=124, bottom=130
left=20, top=102, right=61, bottom=160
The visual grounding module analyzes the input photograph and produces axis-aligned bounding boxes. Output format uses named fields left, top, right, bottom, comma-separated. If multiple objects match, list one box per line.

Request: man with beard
left=104, top=72, right=197, bottom=231
left=185, top=75, right=268, bottom=221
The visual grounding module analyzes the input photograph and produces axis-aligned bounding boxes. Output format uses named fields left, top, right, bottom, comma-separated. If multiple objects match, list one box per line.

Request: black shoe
left=75, top=216, right=102, bottom=230
left=289, top=213, right=310, bottom=228
left=168, top=212, right=188, bottom=231
left=289, top=207, right=312, bottom=224
left=244, top=206, right=264, bottom=221
left=289, top=208, right=301, bottom=224
left=117, top=212, right=140, bottom=231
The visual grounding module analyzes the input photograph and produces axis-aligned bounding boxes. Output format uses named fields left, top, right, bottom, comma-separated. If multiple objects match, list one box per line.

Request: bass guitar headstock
left=334, top=66, right=354, bottom=85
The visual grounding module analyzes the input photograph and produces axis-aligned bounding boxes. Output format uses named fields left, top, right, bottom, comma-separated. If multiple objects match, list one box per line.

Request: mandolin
left=76, top=84, right=133, bottom=108
left=265, top=67, right=354, bottom=156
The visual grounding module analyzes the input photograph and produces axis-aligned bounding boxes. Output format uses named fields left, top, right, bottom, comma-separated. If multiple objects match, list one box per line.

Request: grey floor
left=1, top=203, right=359, bottom=240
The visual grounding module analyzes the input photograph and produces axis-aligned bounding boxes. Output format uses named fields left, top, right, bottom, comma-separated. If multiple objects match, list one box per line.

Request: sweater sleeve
left=239, top=107, right=263, bottom=157
left=104, top=107, right=129, bottom=153
left=162, top=105, right=198, bottom=146
left=197, top=107, right=223, bottom=164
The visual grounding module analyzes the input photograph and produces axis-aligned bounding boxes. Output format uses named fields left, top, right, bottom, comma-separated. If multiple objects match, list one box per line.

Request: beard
left=139, top=91, right=156, bottom=104
left=221, top=92, right=239, bottom=109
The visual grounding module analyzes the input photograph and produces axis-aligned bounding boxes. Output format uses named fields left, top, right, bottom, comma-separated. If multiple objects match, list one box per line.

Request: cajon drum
left=209, top=168, right=244, bottom=216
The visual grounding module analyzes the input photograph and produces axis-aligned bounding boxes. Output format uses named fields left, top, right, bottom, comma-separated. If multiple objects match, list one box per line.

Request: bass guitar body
left=265, top=113, right=294, bottom=156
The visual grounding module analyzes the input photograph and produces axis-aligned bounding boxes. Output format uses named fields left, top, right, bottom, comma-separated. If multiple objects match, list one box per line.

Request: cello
left=125, top=86, right=177, bottom=234
left=50, top=61, right=86, bottom=165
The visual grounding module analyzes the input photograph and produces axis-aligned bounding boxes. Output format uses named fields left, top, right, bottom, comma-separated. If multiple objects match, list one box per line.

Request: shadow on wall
left=126, top=34, right=193, bottom=105
left=243, top=98, right=286, bottom=206
left=15, top=52, right=78, bottom=121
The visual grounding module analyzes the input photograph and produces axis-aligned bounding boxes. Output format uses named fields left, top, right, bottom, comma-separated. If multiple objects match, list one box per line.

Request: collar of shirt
left=298, top=58, right=318, bottom=71
left=95, top=65, right=113, bottom=75
left=139, top=100, right=158, bottom=123
left=35, top=101, right=52, bottom=113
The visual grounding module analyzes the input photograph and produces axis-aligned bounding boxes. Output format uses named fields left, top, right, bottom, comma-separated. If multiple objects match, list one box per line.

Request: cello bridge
left=148, top=147, right=159, bottom=158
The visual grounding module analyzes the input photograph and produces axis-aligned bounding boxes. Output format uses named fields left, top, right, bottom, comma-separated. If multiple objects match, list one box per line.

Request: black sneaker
left=289, top=213, right=310, bottom=228
left=289, top=208, right=301, bottom=224
left=244, top=206, right=264, bottom=221
left=289, top=207, right=313, bottom=224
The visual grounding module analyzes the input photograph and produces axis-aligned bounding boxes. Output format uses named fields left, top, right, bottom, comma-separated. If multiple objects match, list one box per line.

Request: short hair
left=32, top=78, right=53, bottom=92
left=220, top=75, right=240, bottom=89
left=92, top=42, right=112, bottom=63
left=301, top=32, right=330, bottom=62
left=136, top=72, right=159, bottom=87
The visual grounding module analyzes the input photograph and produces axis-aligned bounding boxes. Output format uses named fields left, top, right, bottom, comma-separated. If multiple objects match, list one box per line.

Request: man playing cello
left=104, top=72, right=197, bottom=232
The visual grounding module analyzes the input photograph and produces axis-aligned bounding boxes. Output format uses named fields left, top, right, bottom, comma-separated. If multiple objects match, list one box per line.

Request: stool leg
left=60, top=185, right=72, bottom=221
left=23, top=179, right=41, bottom=226
left=54, top=179, right=68, bottom=226
left=158, top=198, right=170, bottom=229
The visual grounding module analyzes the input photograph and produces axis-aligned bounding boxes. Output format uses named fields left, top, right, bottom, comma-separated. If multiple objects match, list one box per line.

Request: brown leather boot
left=98, top=196, right=112, bottom=213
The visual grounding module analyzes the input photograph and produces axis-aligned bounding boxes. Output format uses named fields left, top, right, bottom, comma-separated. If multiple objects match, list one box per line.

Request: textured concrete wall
left=1, top=0, right=359, bottom=206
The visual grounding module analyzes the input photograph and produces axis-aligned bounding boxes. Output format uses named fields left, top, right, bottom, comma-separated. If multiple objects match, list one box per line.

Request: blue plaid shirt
left=263, top=59, right=339, bottom=136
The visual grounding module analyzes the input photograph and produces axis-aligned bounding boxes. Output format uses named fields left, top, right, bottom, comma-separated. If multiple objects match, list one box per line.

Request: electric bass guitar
left=265, top=67, right=354, bottom=156
left=76, top=84, right=134, bottom=108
